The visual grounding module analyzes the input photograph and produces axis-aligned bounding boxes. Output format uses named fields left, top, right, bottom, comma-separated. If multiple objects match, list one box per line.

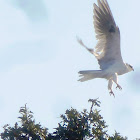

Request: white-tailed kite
left=77, top=0, right=134, bottom=96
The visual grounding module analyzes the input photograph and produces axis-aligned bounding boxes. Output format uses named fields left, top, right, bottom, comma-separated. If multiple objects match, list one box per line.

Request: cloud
left=129, top=69, right=140, bottom=92
left=8, top=0, right=47, bottom=22
left=0, top=40, right=54, bottom=72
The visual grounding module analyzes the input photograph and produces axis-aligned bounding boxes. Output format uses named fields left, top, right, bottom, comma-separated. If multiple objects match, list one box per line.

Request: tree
left=50, top=99, right=127, bottom=140
left=0, top=104, right=48, bottom=140
left=1, top=99, right=128, bottom=140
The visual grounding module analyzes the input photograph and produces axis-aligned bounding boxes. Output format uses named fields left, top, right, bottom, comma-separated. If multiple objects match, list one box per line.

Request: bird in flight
left=77, top=0, right=134, bottom=96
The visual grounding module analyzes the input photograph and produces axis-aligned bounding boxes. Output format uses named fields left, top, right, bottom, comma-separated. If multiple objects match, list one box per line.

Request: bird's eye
left=129, top=65, right=133, bottom=68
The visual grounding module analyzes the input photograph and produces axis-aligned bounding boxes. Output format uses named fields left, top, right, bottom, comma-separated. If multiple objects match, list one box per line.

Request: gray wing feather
left=77, top=37, right=95, bottom=55
left=77, top=0, right=123, bottom=70
left=93, top=0, right=123, bottom=70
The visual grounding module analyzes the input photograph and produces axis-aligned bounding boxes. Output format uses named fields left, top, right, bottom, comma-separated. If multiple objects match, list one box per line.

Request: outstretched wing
left=93, top=0, right=123, bottom=70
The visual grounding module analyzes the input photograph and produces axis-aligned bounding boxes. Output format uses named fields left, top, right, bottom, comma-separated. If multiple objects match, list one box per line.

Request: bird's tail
left=78, top=70, right=104, bottom=82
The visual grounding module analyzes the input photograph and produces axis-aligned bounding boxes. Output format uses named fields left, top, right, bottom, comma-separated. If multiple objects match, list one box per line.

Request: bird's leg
left=116, top=84, right=122, bottom=90
left=108, top=79, right=115, bottom=97
left=112, top=73, right=122, bottom=91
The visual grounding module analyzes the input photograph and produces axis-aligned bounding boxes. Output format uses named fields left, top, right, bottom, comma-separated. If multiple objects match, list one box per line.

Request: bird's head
left=125, top=63, right=134, bottom=72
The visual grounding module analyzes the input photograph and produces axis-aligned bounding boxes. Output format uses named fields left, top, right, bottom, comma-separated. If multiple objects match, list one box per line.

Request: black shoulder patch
left=109, top=25, right=115, bottom=33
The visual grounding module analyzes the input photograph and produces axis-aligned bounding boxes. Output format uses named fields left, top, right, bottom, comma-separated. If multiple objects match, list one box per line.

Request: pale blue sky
left=0, top=0, right=140, bottom=139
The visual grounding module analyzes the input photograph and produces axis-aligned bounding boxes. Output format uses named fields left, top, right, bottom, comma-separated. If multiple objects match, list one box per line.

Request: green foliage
left=0, top=99, right=128, bottom=140
left=1, top=104, right=48, bottom=140
left=108, top=131, right=128, bottom=140
left=52, top=99, right=108, bottom=140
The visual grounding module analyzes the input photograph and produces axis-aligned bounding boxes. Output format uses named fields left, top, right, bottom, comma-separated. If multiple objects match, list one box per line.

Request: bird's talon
left=116, top=84, right=122, bottom=90
left=109, top=91, right=115, bottom=97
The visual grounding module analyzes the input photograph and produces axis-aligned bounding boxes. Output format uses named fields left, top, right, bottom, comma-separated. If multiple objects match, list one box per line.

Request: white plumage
left=78, top=0, right=134, bottom=96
